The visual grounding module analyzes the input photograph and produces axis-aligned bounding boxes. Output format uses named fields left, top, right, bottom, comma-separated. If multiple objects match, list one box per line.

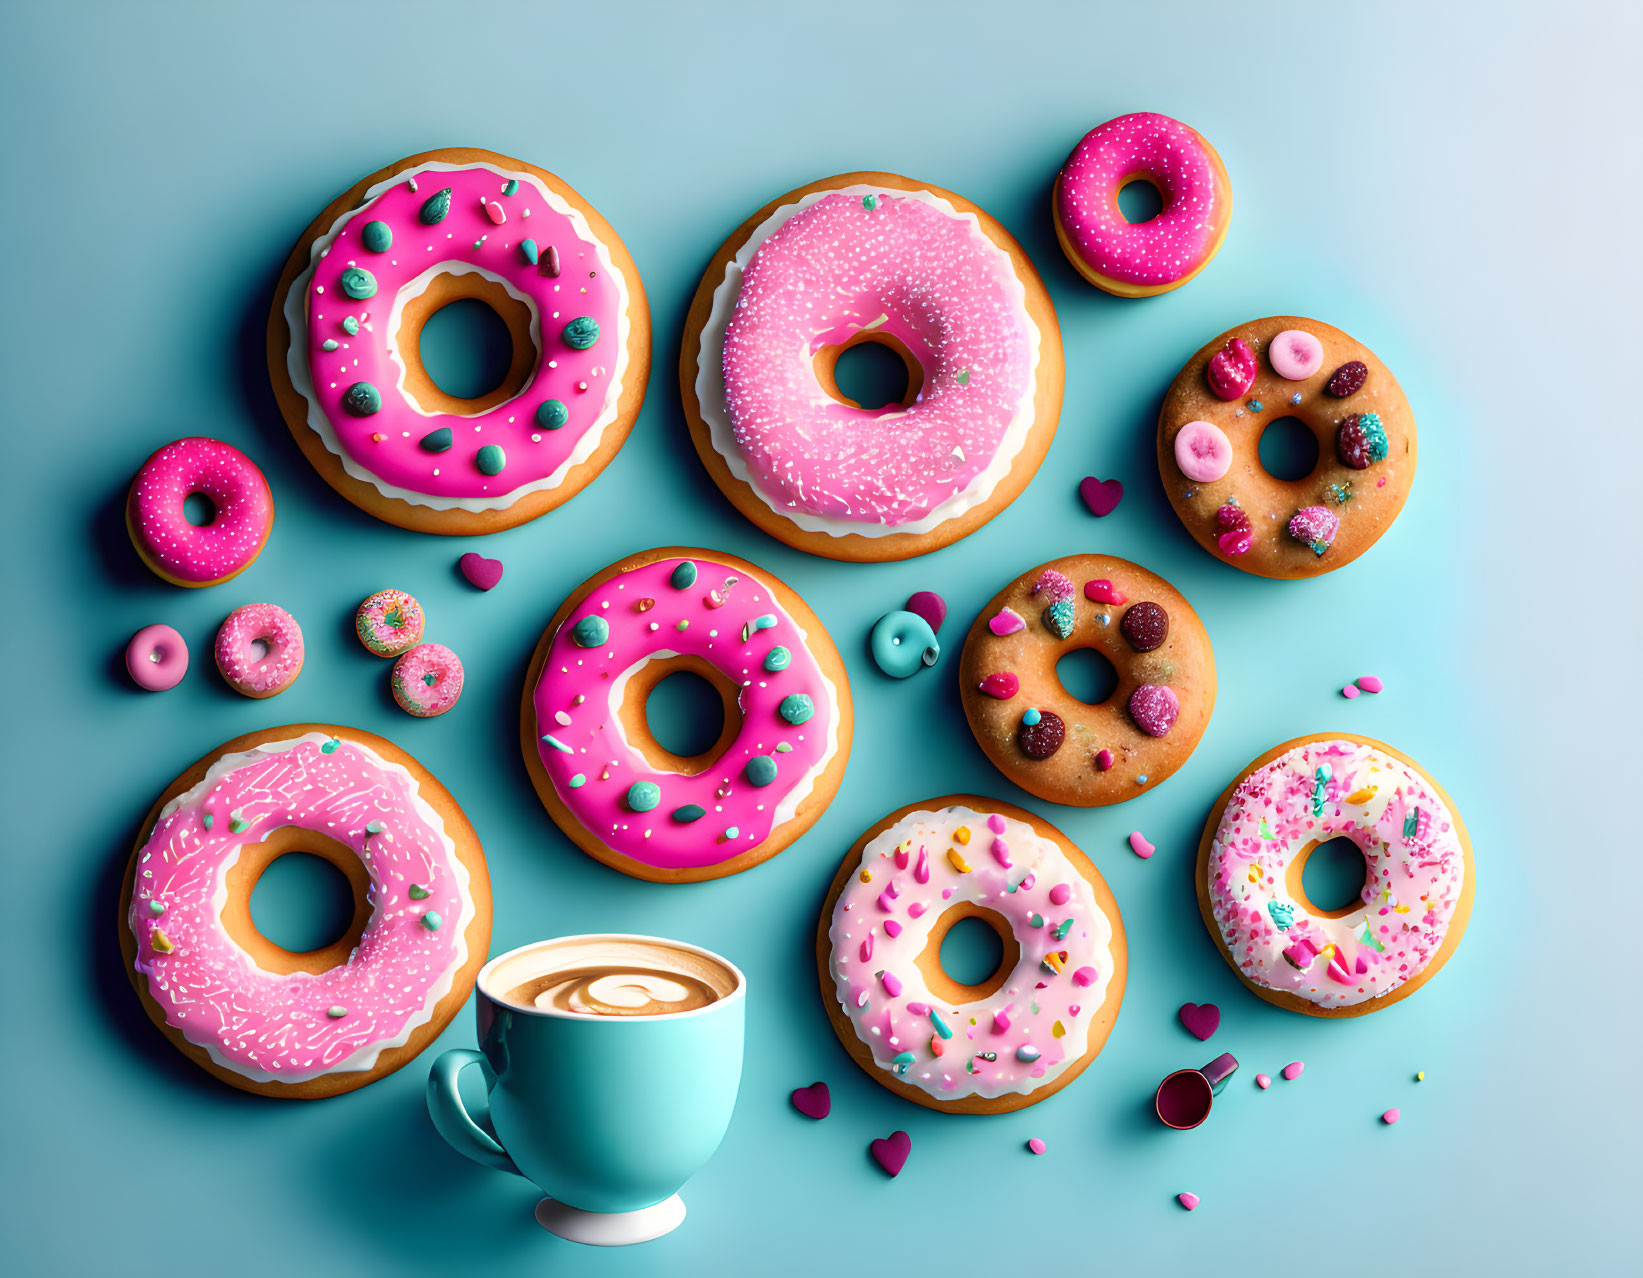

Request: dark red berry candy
left=1215, top=503, right=1250, bottom=533
left=1119, top=602, right=1169, bottom=652
left=1336, top=414, right=1373, bottom=470
left=1018, top=711, right=1065, bottom=760
left=1325, top=361, right=1367, bottom=398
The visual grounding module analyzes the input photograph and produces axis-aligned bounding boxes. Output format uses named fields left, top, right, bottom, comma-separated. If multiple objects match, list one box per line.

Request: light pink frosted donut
left=126, top=624, right=189, bottom=692
left=355, top=589, right=425, bottom=657
left=392, top=643, right=463, bottom=717
left=215, top=604, right=304, bottom=698
left=1054, top=113, right=1232, bottom=297
left=126, top=438, right=273, bottom=586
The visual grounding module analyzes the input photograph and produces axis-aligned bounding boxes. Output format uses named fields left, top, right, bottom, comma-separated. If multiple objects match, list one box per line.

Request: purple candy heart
left=905, top=590, right=946, bottom=634
left=791, top=1081, right=831, bottom=1120
left=1079, top=476, right=1124, bottom=517
left=870, top=1130, right=911, bottom=1177
left=1178, top=1002, right=1221, bottom=1041
left=459, top=552, right=504, bottom=591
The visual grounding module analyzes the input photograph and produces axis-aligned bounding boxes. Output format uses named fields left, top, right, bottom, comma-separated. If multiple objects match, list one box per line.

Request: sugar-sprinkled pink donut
left=355, top=589, right=425, bottom=658
left=125, top=731, right=480, bottom=1092
left=392, top=643, right=464, bottom=717
left=1201, top=736, right=1471, bottom=1016
left=125, top=624, right=188, bottom=692
left=1054, top=113, right=1232, bottom=297
left=215, top=604, right=304, bottom=698
left=126, top=438, right=273, bottom=587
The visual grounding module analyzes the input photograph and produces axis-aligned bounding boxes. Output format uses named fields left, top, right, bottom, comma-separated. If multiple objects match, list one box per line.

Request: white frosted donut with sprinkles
left=1197, top=733, right=1473, bottom=1018
left=119, top=725, right=492, bottom=1098
left=819, top=796, right=1125, bottom=1114
left=681, top=172, right=1063, bottom=561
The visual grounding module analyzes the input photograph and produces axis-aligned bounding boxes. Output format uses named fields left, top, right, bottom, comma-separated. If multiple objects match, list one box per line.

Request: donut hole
left=1291, top=836, right=1370, bottom=918
left=618, top=654, right=742, bottom=776
left=814, top=333, right=924, bottom=412
left=249, top=637, right=271, bottom=662
left=222, top=828, right=370, bottom=974
left=398, top=271, right=537, bottom=416
left=916, top=904, right=1020, bottom=1004
left=1117, top=177, right=1164, bottom=224
left=1257, top=416, right=1320, bottom=482
left=1055, top=648, right=1120, bottom=706
left=182, top=492, right=217, bottom=527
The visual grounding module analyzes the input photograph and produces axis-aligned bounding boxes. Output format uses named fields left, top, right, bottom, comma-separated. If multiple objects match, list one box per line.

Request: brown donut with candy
left=958, top=555, right=1215, bottom=805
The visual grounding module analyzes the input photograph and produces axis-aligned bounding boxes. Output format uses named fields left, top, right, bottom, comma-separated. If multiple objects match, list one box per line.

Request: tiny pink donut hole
left=1173, top=420, right=1232, bottom=483
left=126, top=624, right=189, bottom=692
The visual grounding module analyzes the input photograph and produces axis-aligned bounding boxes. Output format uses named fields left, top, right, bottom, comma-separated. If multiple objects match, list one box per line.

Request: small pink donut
left=215, top=604, right=304, bottom=698
left=126, top=625, right=189, bottom=692
left=127, top=438, right=274, bottom=587
left=1054, top=112, right=1232, bottom=297
left=391, top=643, right=464, bottom=717
left=354, top=589, right=426, bottom=657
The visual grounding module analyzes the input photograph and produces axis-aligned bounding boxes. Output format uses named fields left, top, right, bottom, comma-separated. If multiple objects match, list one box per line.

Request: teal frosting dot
left=342, top=382, right=381, bottom=416
left=408, top=884, right=430, bottom=899
left=419, top=187, right=453, bottom=225
left=148, top=900, right=165, bottom=916
left=502, top=179, right=519, bottom=196
left=569, top=773, right=587, bottom=788
left=520, top=237, right=539, bottom=265
left=778, top=693, right=814, bottom=725
left=327, top=1006, right=348, bottom=1019
left=673, top=804, right=706, bottom=823
left=321, top=339, right=338, bottom=351
left=475, top=444, right=506, bottom=475
left=361, top=221, right=392, bottom=252
left=536, top=399, right=569, bottom=430
left=1023, top=707, right=1042, bottom=726
left=863, top=193, right=879, bottom=210
left=421, top=911, right=443, bottom=931
left=627, top=781, right=661, bottom=812
left=763, top=646, right=790, bottom=672
left=562, top=316, right=600, bottom=350
left=725, top=826, right=740, bottom=839
left=342, top=315, right=360, bottom=335
left=339, top=267, right=377, bottom=300
left=670, top=560, right=698, bottom=589
left=745, top=755, right=778, bottom=787
left=572, top=615, right=609, bottom=648
left=420, top=427, right=452, bottom=453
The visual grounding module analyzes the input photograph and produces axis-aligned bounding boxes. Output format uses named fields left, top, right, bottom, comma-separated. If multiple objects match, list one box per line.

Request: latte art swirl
left=491, top=938, right=738, bottom=1019
left=509, top=966, right=721, bottom=1017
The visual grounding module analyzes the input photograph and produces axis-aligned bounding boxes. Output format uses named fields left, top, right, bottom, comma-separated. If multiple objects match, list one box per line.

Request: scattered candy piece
left=1336, top=411, right=1388, bottom=469
left=1382, top=1108, right=1401, bottom=1125
left=1215, top=503, right=1252, bottom=556
left=1356, top=675, right=1384, bottom=694
left=1178, top=1002, right=1220, bottom=1041
left=1256, top=1073, right=1272, bottom=1089
left=458, top=552, right=504, bottom=591
left=1206, top=336, right=1258, bottom=400
left=1120, top=602, right=1169, bottom=652
left=1326, top=360, right=1368, bottom=397
left=988, top=607, right=1026, bottom=636
left=869, top=1130, right=911, bottom=1178
left=1083, top=579, right=1127, bottom=605
left=1270, top=329, right=1324, bottom=380
left=1282, top=1061, right=1304, bottom=1081
left=978, top=672, right=1020, bottom=700
left=790, top=1081, right=831, bottom=1120
left=1129, top=684, right=1179, bottom=737
left=1177, top=1192, right=1201, bottom=1212
left=1416, top=1071, right=1425, bottom=1082
left=1079, top=475, right=1124, bottom=517
left=1173, top=421, right=1233, bottom=483
left=1287, top=506, right=1340, bottom=556
left=1018, top=710, right=1065, bottom=759
left=1026, top=1137, right=1047, bottom=1155
left=905, top=590, right=946, bottom=633
left=1094, top=748, right=1114, bottom=772
left=1128, top=831, right=1155, bottom=859
left=1341, top=684, right=1360, bottom=699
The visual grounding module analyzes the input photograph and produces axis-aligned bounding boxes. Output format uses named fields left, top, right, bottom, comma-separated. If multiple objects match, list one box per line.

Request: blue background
left=4, top=2, right=1637, bottom=1273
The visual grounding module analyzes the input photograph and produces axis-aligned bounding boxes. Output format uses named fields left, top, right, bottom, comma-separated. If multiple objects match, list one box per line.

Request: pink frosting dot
left=1174, top=421, right=1232, bottom=483
left=1270, top=330, right=1324, bottom=380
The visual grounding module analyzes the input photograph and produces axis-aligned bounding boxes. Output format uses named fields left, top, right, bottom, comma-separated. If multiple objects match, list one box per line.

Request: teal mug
left=427, top=934, right=746, bottom=1245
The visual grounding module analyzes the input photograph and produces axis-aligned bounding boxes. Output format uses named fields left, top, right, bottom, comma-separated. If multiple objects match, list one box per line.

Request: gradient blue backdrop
left=4, top=2, right=1637, bottom=1274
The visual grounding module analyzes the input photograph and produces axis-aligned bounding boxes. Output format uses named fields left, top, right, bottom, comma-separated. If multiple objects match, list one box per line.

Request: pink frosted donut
left=126, top=624, right=189, bottom=692
left=126, top=438, right=274, bottom=587
left=392, top=643, right=464, bottom=717
left=215, top=604, right=304, bottom=698
left=355, top=589, right=425, bottom=657
left=1054, top=113, right=1232, bottom=297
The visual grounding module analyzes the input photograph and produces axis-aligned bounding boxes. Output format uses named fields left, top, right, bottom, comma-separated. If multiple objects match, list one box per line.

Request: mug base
left=534, top=1194, right=686, bottom=1246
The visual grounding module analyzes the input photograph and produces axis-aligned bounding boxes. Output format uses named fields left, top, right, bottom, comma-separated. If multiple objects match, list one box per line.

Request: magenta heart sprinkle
left=905, top=591, right=946, bottom=633
left=1079, top=476, right=1124, bottom=517
left=870, top=1130, right=911, bottom=1177
left=1178, top=1002, right=1220, bottom=1041
left=458, top=552, right=504, bottom=591
left=790, top=1081, right=830, bottom=1120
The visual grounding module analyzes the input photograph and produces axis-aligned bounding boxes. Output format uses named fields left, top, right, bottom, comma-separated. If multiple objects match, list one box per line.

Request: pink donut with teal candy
left=1054, top=113, right=1232, bottom=297
left=279, top=152, right=641, bottom=526
left=355, top=589, right=425, bottom=658
left=126, top=437, right=273, bottom=586
left=527, top=550, right=851, bottom=882
left=392, top=643, right=464, bottom=717
left=215, top=604, right=304, bottom=698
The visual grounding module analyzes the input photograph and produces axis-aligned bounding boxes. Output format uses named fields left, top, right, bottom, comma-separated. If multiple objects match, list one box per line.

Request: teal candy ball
left=572, top=615, right=609, bottom=648
left=744, top=755, right=778, bottom=787
left=778, top=693, right=814, bottom=725
left=626, top=782, right=661, bottom=812
left=361, top=221, right=392, bottom=252
left=341, top=381, right=381, bottom=416
left=339, top=266, right=377, bottom=300
left=536, top=399, right=570, bottom=430
left=562, top=316, right=600, bottom=350
left=870, top=611, right=940, bottom=679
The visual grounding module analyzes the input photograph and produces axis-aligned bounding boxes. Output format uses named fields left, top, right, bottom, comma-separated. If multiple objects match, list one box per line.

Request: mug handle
left=426, top=1048, right=523, bottom=1177
left=1201, top=1051, right=1239, bottom=1093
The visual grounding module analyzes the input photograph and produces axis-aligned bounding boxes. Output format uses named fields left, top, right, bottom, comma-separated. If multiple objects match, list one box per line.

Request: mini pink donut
left=214, top=604, right=304, bottom=698
left=1054, top=112, right=1232, bottom=297
left=391, top=643, right=463, bottom=717
left=126, top=625, right=189, bottom=692
left=127, top=438, right=274, bottom=587
left=354, top=589, right=425, bottom=658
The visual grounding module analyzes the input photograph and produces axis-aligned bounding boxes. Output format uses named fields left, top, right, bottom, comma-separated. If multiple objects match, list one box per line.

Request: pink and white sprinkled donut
left=1199, top=734, right=1473, bottom=1017
left=125, top=624, right=188, bottom=692
left=126, top=437, right=273, bottom=587
left=122, top=728, right=490, bottom=1097
left=215, top=604, right=304, bottom=698
left=821, top=798, right=1125, bottom=1113
left=355, top=589, right=425, bottom=658
left=273, top=148, right=649, bottom=535
left=1054, top=113, right=1232, bottom=297
left=685, top=173, right=1063, bottom=561
left=392, top=643, right=464, bottom=717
